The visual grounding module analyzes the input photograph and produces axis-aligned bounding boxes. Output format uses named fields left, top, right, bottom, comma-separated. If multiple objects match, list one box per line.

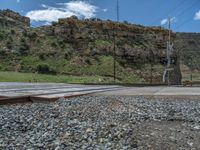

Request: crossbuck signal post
left=163, top=17, right=174, bottom=85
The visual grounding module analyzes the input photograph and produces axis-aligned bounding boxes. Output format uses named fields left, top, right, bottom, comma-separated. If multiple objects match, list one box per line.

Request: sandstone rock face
left=45, top=18, right=172, bottom=60
left=40, top=17, right=181, bottom=84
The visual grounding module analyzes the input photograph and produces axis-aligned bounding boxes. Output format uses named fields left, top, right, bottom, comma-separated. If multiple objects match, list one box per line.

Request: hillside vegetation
left=175, top=33, right=200, bottom=70
left=0, top=9, right=183, bottom=84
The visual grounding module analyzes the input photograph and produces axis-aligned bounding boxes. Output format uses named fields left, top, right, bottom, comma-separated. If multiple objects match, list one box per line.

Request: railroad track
left=0, top=82, right=183, bottom=105
left=0, top=85, right=90, bottom=93
left=0, top=85, right=122, bottom=105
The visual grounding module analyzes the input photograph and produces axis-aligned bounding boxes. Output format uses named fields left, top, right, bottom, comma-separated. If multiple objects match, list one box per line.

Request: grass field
left=1, top=71, right=198, bottom=84
left=182, top=72, right=200, bottom=81
left=0, top=71, right=143, bottom=84
left=0, top=71, right=111, bottom=83
left=180, top=65, right=200, bottom=82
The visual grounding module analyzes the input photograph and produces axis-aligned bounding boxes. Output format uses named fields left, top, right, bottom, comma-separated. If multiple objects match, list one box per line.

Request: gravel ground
left=1, top=96, right=200, bottom=150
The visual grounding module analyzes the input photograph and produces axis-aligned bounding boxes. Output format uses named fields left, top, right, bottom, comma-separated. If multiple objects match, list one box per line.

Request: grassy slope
left=0, top=71, right=107, bottom=83
left=0, top=71, right=143, bottom=84
left=0, top=29, right=145, bottom=84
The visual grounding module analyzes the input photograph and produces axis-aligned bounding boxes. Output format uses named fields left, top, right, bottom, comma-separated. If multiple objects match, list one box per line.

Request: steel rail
left=0, top=86, right=122, bottom=105
left=0, top=85, right=102, bottom=93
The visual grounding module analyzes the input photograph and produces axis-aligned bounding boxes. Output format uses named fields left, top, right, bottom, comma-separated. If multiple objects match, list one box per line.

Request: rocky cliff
left=0, top=10, right=181, bottom=84
left=43, top=17, right=170, bottom=60
left=0, top=9, right=30, bottom=28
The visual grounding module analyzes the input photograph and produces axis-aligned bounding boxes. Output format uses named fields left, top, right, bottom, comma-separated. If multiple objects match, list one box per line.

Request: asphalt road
left=94, top=86, right=200, bottom=96
left=0, top=83, right=200, bottom=100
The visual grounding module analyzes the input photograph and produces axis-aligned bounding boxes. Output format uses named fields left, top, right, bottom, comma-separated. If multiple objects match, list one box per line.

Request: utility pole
left=117, top=0, right=119, bottom=22
left=113, top=35, right=116, bottom=83
left=163, top=17, right=174, bottom=85
left=167, top=17, right=171, bottom=85
left=150, top=63, right=153, bottom=84
left=113, top=0, right=119, bottom=83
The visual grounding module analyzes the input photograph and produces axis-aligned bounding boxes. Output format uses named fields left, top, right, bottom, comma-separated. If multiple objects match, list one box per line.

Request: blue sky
left=0, top=0, right=200, bottom=32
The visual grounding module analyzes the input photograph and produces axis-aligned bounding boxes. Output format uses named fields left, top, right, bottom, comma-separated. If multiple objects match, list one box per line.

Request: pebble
left=0, top=96, right=200, bottom=149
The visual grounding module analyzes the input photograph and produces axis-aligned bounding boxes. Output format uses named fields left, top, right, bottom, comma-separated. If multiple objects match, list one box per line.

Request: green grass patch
left=95, top=39, right=112, bottom=47
left=182, top=72, right=200, bottom=81
left=0, top=71, right=144, bottom=84
left=0, top=71, right=114, bottom=83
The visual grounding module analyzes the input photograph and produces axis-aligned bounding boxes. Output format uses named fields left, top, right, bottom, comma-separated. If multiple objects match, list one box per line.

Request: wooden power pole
left=113, top=0, right=119, bottom=83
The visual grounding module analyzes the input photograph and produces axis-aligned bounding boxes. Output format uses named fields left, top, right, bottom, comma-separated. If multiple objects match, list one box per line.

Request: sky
left=0, top=0, right=200, bottom=32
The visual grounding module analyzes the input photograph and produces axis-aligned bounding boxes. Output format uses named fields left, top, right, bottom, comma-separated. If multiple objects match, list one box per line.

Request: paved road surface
left=0, top=83, right=200, bottom=104
left=95, top=86, right=200, bottom=96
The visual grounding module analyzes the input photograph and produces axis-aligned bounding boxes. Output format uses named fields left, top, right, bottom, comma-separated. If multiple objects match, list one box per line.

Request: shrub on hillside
left=10, top=29, right=15, bottom=34
left=36, top=63, right=57, bottom=75
left=57, top=39, right=65, bottom=48
left=18, top=38, right=30, bottom=55
left=28, top=32, right=38, bottom=41
left=85, top=57, right=92, bottom=65
left=0, top=32, right=3, bottom=40
left=6, top=41, right=13, bottom=49
left=0, top=49, right=6, bottom=56
left=0, top=31, right=6, bottom=41
left=38, top=53, right=46, bottom=60
left=51, top=41, right=57, bottom=48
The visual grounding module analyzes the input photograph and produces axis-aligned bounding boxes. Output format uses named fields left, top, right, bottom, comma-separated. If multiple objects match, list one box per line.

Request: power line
left=174, top=0, right=200, bottom=18
left=173, top=18, right=193, bottom=31
left=153, top=0, right=200, bottom=31
left=172, top=0, right=200, bottom=31
left=151, top=0, right=186, bottom=25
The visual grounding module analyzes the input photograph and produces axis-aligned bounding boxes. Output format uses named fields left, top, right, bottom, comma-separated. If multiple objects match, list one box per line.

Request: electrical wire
left=173, top=18, right=193, bottom=31
left=151, top=0, right=186, bottom=25
left=172, top=0, right=200, bottom=31
left=174, top=0, right=200, bottom=18
left=152, top=0, right=200, bottom=33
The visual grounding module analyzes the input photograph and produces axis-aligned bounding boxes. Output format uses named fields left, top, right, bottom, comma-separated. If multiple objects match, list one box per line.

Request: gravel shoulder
left=1, top=96, right=200, bottom=149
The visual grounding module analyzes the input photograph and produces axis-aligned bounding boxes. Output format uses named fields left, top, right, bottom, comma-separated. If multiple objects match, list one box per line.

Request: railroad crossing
left=0, top=83, right=121, bottom=105
left=0, top=82, right=200, bottom=105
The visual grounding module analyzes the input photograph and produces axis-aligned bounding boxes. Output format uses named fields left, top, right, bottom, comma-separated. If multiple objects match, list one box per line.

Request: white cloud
left=26, top=9, right=76, bottom=22
left=194, top=10, right=200, bottom=20
left=161, top=18, right=168, bottom=25
left=16, top=0, right=20, bottom=3
left=41, top=4, right=48, bottom=8
left=26, top=1, right=98, bottom=23
left=170, top=17, right=176, bottom=22
left=103, top=8, right=108, bottom=12
left=43, top=22, right=51, bottom=25
left=62, top=1, right=97, bottom=18
left=160, top=17, right=176, bottom=25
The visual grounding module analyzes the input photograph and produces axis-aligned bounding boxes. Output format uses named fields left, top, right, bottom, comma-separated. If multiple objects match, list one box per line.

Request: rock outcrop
left=39, top=17, right=181, bottom=84
left=0, top=9, right=30, bottom=27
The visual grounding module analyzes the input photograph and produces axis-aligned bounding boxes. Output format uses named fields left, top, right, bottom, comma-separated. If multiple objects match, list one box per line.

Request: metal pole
left=168, top=17, right=171, bottom=45
left=167, top=17, right=171, bottom=85
left=150, top=63, right=153, bottom=84
left=113, top=0, right=119, bottom=83
left=113, top=36, right=116, bottom=83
